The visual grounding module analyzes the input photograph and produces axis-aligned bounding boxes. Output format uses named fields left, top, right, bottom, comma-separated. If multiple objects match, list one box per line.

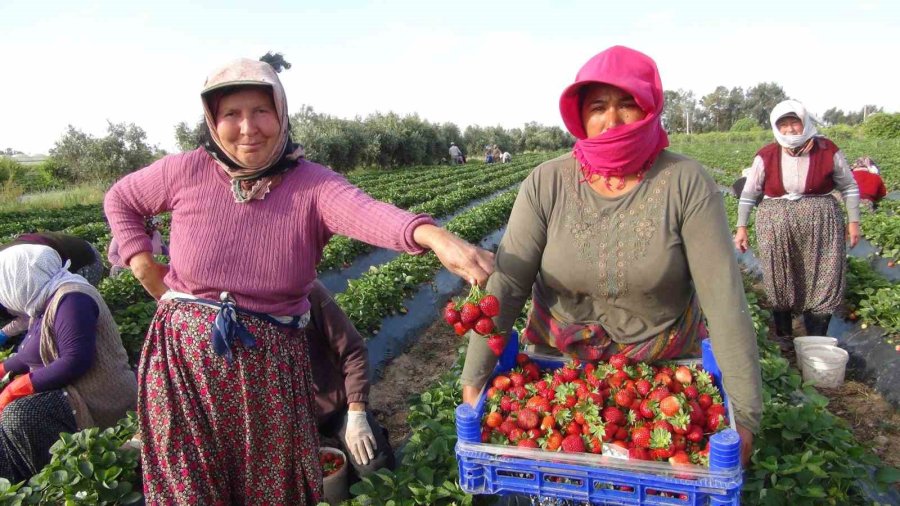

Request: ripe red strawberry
left=474, top=316, right=495, bottom=335
left=545, top=431, right=563, bottom=451
left=631, top=426, right=652, bottom=448
left=500, top=396, right=513, bottom=412
left=515, top=353, right=530, bottom=366
left=481, top=429, right=491, bottom=443
left=558, top=365, right=580, bottom=383
left=516, top=408, right=540, bottom=430
left=674, top=366, right=693, bottom=384
left=565, top=420, right=582, bottom=436
left=686, top=424, right=704, bottom=443
left=698, top=393, right=713, bottom=410
left=492, top=375, right=512, bottom=391
left=683, top=385, right=699, bottom=400
left=672, top=434, right=687, bottom=452
left=629, top=447, right=650, bottom=460
left=460, top=302, right=482, bottom=325
left=511, top=386, right=527, bottom=400
left=443, top=306, right=461, bottom=325
left=485, top=411, right=503, bottom=428
left=639, top=399, right=657, bottom=419
left=478, top=295, right=500, bottom=317
left=528, top=429, right=542, bottom=440
left=453, top=322, right=468, bottom=336
left=669, top=451, right=691, bottom=465
left=649, top=387, right=670, bottom=402
left=653, top=372, right=673, bottom=388
left=527, top=396, right=552, bottom=414
left=508, top=428, right=525, bottom=443
left=487, top=334, right=505, bottom=356
left=614, top=389, right=635, bottom=408
left=509, top=372, right=526, bottom=388
left=602, top=406, right=626, bottom=426
left=707, top=404, right=726, bottom=419
left=523, top=363, right=541, bottom=382
left=653, top=420, right=674, bottom=434
left=707, top=413, right=725, bottom=432
left=608, top=370, right=629, bottom=388
left=498, top=420, right=516, bottom=435
left=561, top=434, right=586, bottom=453
left=635, top=379, right=652, bottom=397
left=517, top=438, right=538, bottom=448
left=540, top=414, right=556, bottom=432
left=602, top=423, right=618, bottom=442
left=589, top=436, right=603, bottom=454
left=659, top=396, right=682, bottom=417
left=608, top=354, right=629, bottom=370
left=687, top=401, right=706, bottom=426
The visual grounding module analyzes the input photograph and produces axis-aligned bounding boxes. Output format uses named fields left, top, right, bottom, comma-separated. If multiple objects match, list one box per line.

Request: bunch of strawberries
left=319, top=449, right=345, bottom=478
left=480, top=353, right=729, bottom=466
left=442, top=286, right=506, bottom=356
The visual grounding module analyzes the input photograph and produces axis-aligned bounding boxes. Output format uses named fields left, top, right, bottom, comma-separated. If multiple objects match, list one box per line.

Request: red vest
left=758, top=138, right=839, bottom=197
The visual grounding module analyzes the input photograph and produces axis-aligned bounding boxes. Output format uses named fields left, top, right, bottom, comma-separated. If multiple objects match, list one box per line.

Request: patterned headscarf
left=201, top=58, right=305, bottom=203
left=0, top=245, right=91, bottom=318
left=559, top=46, right=669, bottom=181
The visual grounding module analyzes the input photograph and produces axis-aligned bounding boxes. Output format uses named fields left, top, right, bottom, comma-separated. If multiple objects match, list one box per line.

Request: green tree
left=49, top=122, right=160, bottom=182
left=174, top=118, right=205, bottom=152
left=744, top=82, right=788, bottom=128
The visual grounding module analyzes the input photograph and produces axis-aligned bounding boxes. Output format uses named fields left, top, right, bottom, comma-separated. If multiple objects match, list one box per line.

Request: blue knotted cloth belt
left=170, top=292, right=309, bottom=363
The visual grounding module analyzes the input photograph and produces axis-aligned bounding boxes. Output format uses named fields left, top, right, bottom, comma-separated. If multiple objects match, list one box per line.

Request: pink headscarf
left=559, top=46, right=669, bottom=180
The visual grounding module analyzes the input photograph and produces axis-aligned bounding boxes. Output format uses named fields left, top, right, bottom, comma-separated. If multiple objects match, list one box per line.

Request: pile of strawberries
left=480, top=353, right=729, bottom=466
left=319, top=449, right=345, bottom=478
left=442, top=286, right=506, bottom=356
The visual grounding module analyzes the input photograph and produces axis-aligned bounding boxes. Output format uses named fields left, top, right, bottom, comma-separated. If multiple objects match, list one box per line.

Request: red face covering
left=559, top=46, right=669, bottom=180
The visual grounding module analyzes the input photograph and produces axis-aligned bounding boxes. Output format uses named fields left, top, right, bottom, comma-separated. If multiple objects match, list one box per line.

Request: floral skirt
left=756, top=196, right=846, bottom=314
left=138, top=300, right=322, bottom=505
left=522, top=291, right=707, bottom=362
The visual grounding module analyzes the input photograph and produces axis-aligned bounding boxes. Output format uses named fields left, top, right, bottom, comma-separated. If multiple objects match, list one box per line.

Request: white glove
left=344, top=410, right=376, bottom=466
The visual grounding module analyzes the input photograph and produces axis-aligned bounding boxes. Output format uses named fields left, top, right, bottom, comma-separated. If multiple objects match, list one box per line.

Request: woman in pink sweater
left=104, top=58, right=493, bottom=505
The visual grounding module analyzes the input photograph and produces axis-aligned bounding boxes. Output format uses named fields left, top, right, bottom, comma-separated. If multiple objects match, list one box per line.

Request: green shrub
left=862, top=113, right=900, bottom=139
left=730, top=117, right=762, bottom=132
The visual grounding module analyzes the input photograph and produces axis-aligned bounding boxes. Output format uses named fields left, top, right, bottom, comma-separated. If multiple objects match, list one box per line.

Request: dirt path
left=367, top=309, right=466, bottom=449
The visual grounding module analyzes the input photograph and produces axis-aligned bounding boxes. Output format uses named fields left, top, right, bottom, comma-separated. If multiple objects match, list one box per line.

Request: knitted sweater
left=104, top=148, right=435, bottom=316
left=40, top=283, right=137, bottom=430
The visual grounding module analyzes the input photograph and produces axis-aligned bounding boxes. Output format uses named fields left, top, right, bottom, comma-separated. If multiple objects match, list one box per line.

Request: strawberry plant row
left=859, top=206, right=900, bottom=262
left=317, top=164, right=535, bottom=271
left=335, top=190, right=518, bottom=336
left=845, top=257, right=900, bottom=335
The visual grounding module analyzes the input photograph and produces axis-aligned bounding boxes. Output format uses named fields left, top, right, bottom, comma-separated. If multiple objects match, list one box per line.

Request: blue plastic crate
left=455, top=332, right=743, bottom=505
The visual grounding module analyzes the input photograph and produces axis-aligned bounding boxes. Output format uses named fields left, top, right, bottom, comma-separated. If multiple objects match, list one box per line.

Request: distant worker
left=449, top=142, right=464, bottom=165
left=491, top=145, right=502, bottom=164
left=501, top=151, right=512, bottom=163
left=107, top=216, right=168, bottom=277
left=850, top=156, right=887, bottom=210
left=484, top=145, right=494, bottom=164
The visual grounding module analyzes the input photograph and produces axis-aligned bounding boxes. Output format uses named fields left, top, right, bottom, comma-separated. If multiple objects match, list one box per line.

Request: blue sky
left=1, top=0, right=897, bottom=154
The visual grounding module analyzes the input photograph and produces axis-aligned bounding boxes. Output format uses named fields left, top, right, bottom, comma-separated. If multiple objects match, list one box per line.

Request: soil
left=367, top=310, right=466, bottom=449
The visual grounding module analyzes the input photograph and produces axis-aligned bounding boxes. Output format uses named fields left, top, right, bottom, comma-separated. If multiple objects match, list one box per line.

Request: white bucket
left=800, top=344, right=849, bottom=388
left=794, top=336, right=838, bottom=359
left=320, top=446, right=350, bottom=505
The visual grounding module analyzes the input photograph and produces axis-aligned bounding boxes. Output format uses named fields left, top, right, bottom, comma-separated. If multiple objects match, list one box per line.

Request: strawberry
left=443, top=306, right=461, bottom=325
left=601, top=406, right=626, bottom=426
left=674, top=366, right=693, bottom=384
left=508, top=372, right=526, bottom=388
left=707, top=413, right=725, bottom=433
left=561, top=434, right=586, bottom=453
left=481, top=429, right=491, bottom=443
left=659, top=396, right=682, bottom=417
left=653, top=420, right=674, bottom=434
left=508, top=428, right=525, bottom=443
left=499, top=396, right=513, bottom=412
left=558, top=364, right=580, bottom=383
left=608, top=354, right=630, bottom=370
left=460, top=302, right=482, bottom=325
left=515, top=353, right=530, bottom=366
left=631, top=426, right=652, bottom=448
left=653, top=372, right=673, bottom=388
left=453, top=322, right=468, bottom=336
left=672, top=434, right=687, bottom=452
left=565, top=420, right=582, bottom=436
left=540, top=414, right=556, bottom=432
left=589, top=436, right=603, bottom=454
left=649, top=387, right=670, bottom=402
left=485, top=411, right=503, bottom=428
left=683, top=385, right=699, bottom=400
left=628, top=447, right=650, bottom=460
left=492, top=375, right=512, bottom=391
left=614, top=388, right=635, bottom=408
left=517, top=438, right=539, bottom=448
left=686, top=424, right=704, bottom=443
left=527, top=396, right=552, bottom=415
left=707, top=404, right=726, bottom=419
left=669, top=451, right=691, bottom=465
left=498, top=420, right=516, bottom=435
left=478, top=294, right=500, bottom=317
left=638, top=399, right=657, bottom=420
left=523, top=363, right=541, bottom=382
left=544, top=431, right=563, bottom=451
left=602, top=423, right=618, bottom=442
left=635, top=379, right=652, bottom=397
left=697, top=393, right=713, bottom=410
left=516, top=408, right=540, bottom=430
left=487, top=334, right=505, bottom=356
left=474, top=316, right=495, bottom=335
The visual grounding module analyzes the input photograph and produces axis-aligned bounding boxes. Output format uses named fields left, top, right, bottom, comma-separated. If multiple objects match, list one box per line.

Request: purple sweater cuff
left=402, top=214, right=437, bottom=255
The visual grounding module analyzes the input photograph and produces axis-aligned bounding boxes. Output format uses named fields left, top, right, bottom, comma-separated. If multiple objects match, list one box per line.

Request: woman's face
left=214, top=87, right=280, bottom=166
left=581, top=84, right=646, bottom=138
left=776, top=115, right=803, bottom=135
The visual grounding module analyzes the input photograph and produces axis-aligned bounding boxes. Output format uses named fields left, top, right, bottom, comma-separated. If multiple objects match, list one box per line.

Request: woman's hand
left=847, top=221, right=860, bottom=249
left=736, top=423, right=754, bottom=467
left=462, top=385, right=482, bottom=406
left=733, top=227, right=750, bottom=253
left=414, top=225, right=494, bottom=286
left=129, top=252, right=170, bottom=300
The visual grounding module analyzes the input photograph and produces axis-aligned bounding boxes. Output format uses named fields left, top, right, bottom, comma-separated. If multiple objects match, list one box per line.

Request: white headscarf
left=0, top=245, right=92, bottom=318
left=770, top=100, right=819, bottom=149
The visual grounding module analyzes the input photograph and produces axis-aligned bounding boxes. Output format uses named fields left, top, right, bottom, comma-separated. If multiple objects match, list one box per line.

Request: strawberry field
left=0, top=140, right=898, bottom=505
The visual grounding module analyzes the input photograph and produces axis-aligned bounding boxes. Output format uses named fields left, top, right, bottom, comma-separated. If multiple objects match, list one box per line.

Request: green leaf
left=875, top=466, right=900, bottom=484
left=77, top=461, right=93, bottom=478
left=48, top=470, right=68, bottom=487
left=120, top=491, right=143, bottom=504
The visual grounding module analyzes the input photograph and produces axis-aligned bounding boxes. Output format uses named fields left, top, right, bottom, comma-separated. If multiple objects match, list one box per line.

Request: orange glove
left=0, top=374, right=35, bottom=413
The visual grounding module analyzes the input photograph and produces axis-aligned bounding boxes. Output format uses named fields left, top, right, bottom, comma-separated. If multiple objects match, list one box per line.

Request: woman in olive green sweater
left=460, top=46, right=762, bottom=465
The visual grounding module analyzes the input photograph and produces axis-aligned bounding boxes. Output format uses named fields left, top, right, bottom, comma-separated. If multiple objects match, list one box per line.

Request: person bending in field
left=107, top=216, right=168, bottom=278
left=307, top=280, right=395, bottom=482
left=0, top=245, right=136, bottom=482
